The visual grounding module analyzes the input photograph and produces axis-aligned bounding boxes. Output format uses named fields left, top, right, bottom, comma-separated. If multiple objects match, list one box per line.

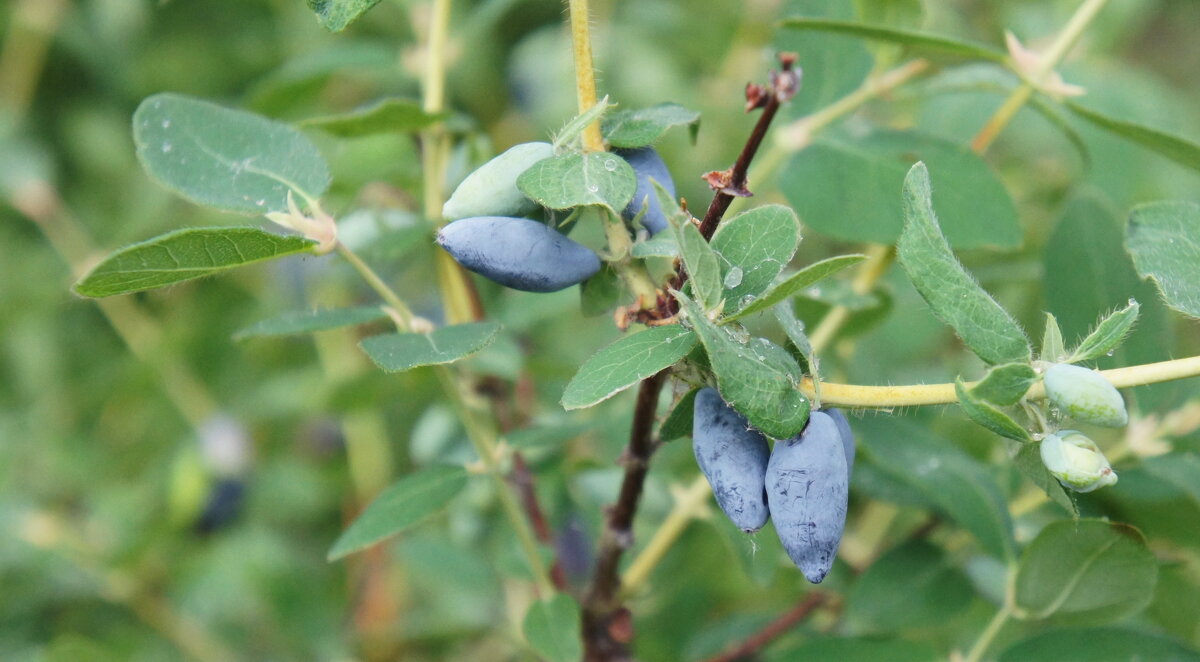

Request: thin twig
left=701, top=593, right=828, bottom=662
left=511, top=452, right=570, bottom=591
left=697, top=54, right=800, bottom=240
left=581, top=369, right=669, bottom=661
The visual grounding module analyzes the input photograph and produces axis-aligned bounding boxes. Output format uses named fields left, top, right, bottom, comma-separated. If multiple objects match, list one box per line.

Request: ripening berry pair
left=692, top=388, right=853, bottom=584
left=437, top=143, right=674, bottom=292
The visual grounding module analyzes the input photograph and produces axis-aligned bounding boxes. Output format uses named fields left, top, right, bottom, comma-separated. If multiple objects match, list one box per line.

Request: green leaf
left=630, top=234, right=679, bottom=259
left=360, top=322, right=502, bottom=373
left=516, top=152, right=637, bottom=213
left=1067, top=300, right=1140, bottom=363
left=297, top=98, right=445, bottom=137
left=955, top=379, right=1031, bottom=442
left=306, top=0, right=382, bottom=31
left=999, top=627, right=1200, bottom=662
left=710, top=205, right=802, bottom=307
left=779, top=18, right=1006, bottom=62
left=676, top=292, right=810, bottom=440
left=579, top=264, right=623, bottom=318
left=858, top=417, right=1016, bottom=560
left=1014, top=520, right=1157, bottom=623
left=898, top=162, right=1031, bottom=365
left=781, top=130, right=1020, bottom=249
left=971, top=363, right=1037, bottom=406
left=602, top=103, right=701, bottom=148
left=522, top=594, right=583, bottom=662
left=1013, top=442, right=1077, bottom=516
left=553, top=97, right=615, bottom=151
left=775, top=299, right=817, bottom=378
left=674, top=218, right=724, bottom=311
left=561, top=326, right=697, bottom=410
left=1126, top=201, right=1200, bottom=318
left=73, top=228, right=317, bottom=298
left=659, top=388, right=699, bottom=441
left=133, top=93, right=330, bottom=214
left=846, top=540, right=974, bottom=632
left=724, top=254, right=865, bottom=322
left=1041, top=312, right=1067, bottom=364
left=1066, top=101, right=1200, bottom=174
left=233, top=306, right=387, bottom=340
left=328, top=465, right=469, bottom=560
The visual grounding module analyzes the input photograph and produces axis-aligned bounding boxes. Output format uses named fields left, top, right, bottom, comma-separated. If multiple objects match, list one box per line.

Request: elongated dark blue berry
left=618, top=147, right=674, bottom=236
left=437, top=216, right=601, bottom=292
left=823, top=408, right=856, bottom=470
left=766, top=411, right=849, bottom=583
left=693, top=387, right=771, bottom=533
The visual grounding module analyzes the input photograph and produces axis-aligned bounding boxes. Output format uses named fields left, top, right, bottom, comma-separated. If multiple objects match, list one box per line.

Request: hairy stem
left=336, top=243, right=416, bottom=329
left=971, top=0, right=1109, bottom=153
left=568, top=0, right=605, bottom=152
left=805, top=355, right=1200, bottom=408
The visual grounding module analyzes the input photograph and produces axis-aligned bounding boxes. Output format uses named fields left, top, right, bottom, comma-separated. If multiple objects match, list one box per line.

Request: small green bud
left=1043, top=363, right=1128, bottom=428
left=1039, top=430, right=1118, bottom=493
left=443, top=142, right=554, bottom=221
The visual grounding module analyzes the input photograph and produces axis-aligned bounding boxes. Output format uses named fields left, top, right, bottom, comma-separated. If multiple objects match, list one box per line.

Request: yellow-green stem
left=568, top=0, right=604, bottom=152
left=972, top=0, right=1109, bottom=153
left=964, top=603, right=1013, bottom=662
left=0, top=0, right=68, bottom=121
left=434, top=367, right=555, bottom=597
left=339, top=241, right=555, bottom=596
left=602, top=212, right=659, bottom=303
left=336, top=243, right=416, bottom=328
left=807, top=355, right=1200, bottom=408
left=808, top=244, right=894, bottom=354
left=619, top=476, right=710, bottom=599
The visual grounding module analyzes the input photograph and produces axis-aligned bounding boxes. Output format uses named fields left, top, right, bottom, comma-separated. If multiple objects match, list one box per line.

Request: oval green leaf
left=328, top=465, right=469, bottom=561
left=134, top=93, right=330, bottom=215
left=360, top=322, right=502, bottom=373
left=1014, top=520, right=1157, bottom=623
left=710, top=204, right=802, bottom=307
left=846, top=540, right=974, bottom=632
left=783, top=131, right=1020, bottom=249
left=233, top=306, right=388, bottom=340
left=298, top=98, right=445, bottom=137
left=516, top=152, right=637, bottom=213
left=73, top=227, right=317, bottom=298
left=1126, top=201, right=1200, bottom=318
left=306, top=0, right=383, bottom=32
left=724, top=253, right=865, bottom=321
left=779, top=18, right=1006, bottom=62
left=522, top=594, right=583, bottom=662
left=561, top=326, right=697, bottom=410
left=899, top=162, right=1031, bottom=365
left=999, top=627, right=1200, bottom=662
left=602, top=103, right=701, bottom=148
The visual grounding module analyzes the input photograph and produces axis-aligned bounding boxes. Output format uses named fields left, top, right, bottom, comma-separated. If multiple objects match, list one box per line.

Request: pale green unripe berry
left=442, top=142, right=554, bottom=221
left=1043, top=363, right=1128, bottom=428
left=1039, top=430, right=1118, bottom=493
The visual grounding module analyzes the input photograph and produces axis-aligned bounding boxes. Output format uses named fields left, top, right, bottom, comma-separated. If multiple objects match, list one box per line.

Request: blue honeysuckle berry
left=766, top=411, right=850, bottom=584
left=692, top=387, right=771, bottom=533
left=1039, top=430, right=1118, bottom=493
left=437, top=216, right=601, bottom=292
left=617, top=146, right=674, bottom=236
left=1043, top=363, right=1128, bottom=428
left=442, top=142, right=554, bottom=221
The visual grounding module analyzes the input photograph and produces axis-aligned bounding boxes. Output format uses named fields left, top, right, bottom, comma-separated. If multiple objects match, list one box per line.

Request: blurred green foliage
left=2, top=0, right=1200, bottom=660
